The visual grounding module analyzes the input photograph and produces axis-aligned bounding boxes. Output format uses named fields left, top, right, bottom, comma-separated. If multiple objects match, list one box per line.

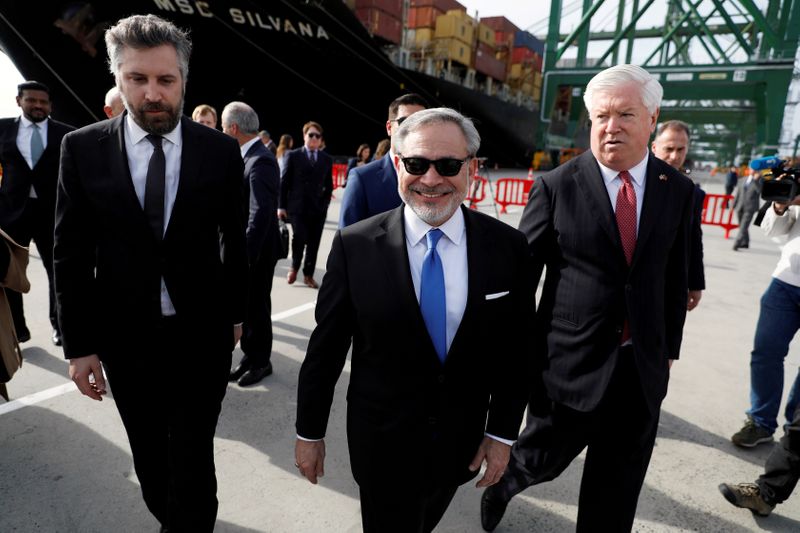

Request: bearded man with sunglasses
left=295, top=107, right=534, bottom=532
left=278, top=120, right=333, bottom=288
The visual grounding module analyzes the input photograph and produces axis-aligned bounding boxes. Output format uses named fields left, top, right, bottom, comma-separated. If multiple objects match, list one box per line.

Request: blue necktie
left=30, top=124, right=44, bottom=167
left=420, top=229, right=447, bottom=363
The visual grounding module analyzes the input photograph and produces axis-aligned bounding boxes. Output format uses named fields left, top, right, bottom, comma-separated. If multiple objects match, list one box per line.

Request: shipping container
left=434, top=37, right=472, bottom=66
left=435, top=13, right=474, bottom=45
left=532, top=86, right=542, bottom=102
left=411, top=0, right=465, bottom=12
left=514, top=31, right=545, bottom=55
left=415, top=28, right=435, bottom=46
left=408, top=6, right=443, bottom=28
left=533, top=71, right=543, bottom=88
left=355, top=8, right=402, bottom=44
left=494, top=31, right=515, bottom=49
left=354, top=0, right=403, bottom=19
left=512, top=46, right=536, bottom=64
left=532, top=53, right=543, bottom=72
left=476, top=23, right=496, bottom=47
left=479, top=16, right=519, bottom=34
left=475, top=47, right=506, bottom=81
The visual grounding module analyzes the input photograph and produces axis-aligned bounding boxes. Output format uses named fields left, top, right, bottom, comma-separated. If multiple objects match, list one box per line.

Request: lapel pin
left=659, top=174, right=668, bottom=181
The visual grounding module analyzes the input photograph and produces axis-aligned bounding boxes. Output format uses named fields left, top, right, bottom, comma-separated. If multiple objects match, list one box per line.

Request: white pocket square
left=485, top=291, right=510, bottom=300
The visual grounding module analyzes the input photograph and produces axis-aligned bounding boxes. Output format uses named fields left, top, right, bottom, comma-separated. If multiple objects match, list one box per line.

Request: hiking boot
left=731, top=417, right=773, bottom=448
left=718, top=483, right=774, bottom=516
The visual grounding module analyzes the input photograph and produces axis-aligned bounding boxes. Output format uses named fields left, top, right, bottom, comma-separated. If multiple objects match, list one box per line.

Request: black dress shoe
left=16, top=328, right=31, bottom=343
left=238, top=362, right=273, bottom=386
left=52, top=330, right=63, bottom=347
left=481, top=485, right=510, bottom=532
left=229, top=361, right=250, bottom=382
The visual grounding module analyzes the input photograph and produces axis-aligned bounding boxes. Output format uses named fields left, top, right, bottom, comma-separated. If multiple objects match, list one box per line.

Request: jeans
left=748, top=278, right=800, bottom=432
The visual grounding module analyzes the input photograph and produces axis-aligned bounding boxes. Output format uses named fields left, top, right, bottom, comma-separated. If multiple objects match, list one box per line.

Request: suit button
left=437, top=374, right=445, bottom=384
left=428, top=417, right=437, bottom=425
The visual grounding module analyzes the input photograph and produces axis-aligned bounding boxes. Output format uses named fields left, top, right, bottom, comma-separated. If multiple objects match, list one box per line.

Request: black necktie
left=309, top=149, right=316, bottom=165
left=144, top=135, right=166, bottom=242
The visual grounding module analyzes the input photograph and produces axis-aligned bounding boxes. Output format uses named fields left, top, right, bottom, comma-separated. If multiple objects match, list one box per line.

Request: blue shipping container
left=514, top=31, right=544, bottom=55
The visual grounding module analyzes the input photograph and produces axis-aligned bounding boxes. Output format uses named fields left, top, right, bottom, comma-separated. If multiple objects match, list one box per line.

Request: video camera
left=751, top=156, right=800, bottom=203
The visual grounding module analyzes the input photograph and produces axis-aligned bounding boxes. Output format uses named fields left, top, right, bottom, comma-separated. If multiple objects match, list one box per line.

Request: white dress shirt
left=240, top=136, right=260, bottom=158
left=597, top=151, right=649, bottom=229
left=16, top=115, right=49, bottom=197
left=124, top=114, right=182, bottom=316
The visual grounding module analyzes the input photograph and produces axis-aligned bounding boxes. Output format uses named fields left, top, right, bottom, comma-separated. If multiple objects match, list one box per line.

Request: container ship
left=0, top=0, right=543, bottom=166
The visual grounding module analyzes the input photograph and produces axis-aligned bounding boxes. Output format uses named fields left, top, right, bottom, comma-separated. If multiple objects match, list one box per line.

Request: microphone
left=749, top=156, right=783, bottom=171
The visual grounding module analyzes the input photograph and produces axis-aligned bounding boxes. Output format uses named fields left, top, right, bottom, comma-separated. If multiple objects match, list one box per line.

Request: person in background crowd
left=345, top=143, right=371, bottom=175
left=192, top=103, right=217, bottom=129
left=374, top=138, right=390, bottom=159
left=276, top=133, right=293, bottom=174
left=54, top=15, right=247, bottom=532
left=0, top=80, right=74, bottom=346
left=726, top=165, right=739, bottom=196
left=0, top=228, right=29, bottom=401
left=278, top=121, right=332, bottom=289
left=258, top=129, right=277, bottom=155
left=103, top=86, right=125, bottom=119
left=732, top=169, right=762, bottom=251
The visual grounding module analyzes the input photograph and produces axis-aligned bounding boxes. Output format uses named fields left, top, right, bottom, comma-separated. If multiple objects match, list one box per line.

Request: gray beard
left=127, top=100, right=184, bottom=135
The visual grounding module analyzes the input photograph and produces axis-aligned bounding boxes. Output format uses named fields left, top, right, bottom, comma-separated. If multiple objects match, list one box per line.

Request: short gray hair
left=221, top=101, right=259, bottom=134
left=105, top=14, right=192, bottom=87
left=393, top=107, right=480, bottom=156
left=583, top=64, right=662, bottom=115
left=104, top=86, right=121, bottom=107
left=655, top=119, right=690, bottom=140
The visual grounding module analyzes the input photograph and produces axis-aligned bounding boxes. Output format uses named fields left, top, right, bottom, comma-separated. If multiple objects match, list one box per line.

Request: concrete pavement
left=1, top=176, right=798, bottom=532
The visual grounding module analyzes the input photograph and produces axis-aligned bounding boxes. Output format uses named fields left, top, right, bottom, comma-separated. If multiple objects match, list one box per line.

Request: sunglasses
left=306, top=132, right=322, bottom=139
left=391, top=116, right=409, bottom=126
left=399, top=156, right=471, bottom=177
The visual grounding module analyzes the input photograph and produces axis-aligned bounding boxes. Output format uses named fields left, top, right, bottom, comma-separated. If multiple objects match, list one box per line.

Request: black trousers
left=496, top=349, right=660, bottom=532
left=6, top=198, right=58, bottom=335
left=757, top=401, right=800, bottom=505
left=359, top=482, right=458, bottom=533
left=103, top=317, right=231, bottom=532
left=735, top=208, right=756, bottom=247
left=240, top=253, right=277, bottom=367
left=289, top=211, right=325, bottom=276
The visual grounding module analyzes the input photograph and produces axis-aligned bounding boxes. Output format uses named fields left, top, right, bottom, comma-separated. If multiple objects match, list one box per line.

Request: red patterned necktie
left=615, top=170, right=636, bottom=343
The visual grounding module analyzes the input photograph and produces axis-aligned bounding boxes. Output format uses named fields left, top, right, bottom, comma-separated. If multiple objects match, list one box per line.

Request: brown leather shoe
left=303, top=275, right=319, bottom=289
left=287, top=269, right=297, bottom=284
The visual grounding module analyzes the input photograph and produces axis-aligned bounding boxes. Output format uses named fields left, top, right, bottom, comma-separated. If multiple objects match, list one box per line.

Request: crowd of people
left=1, top=12, right=799, bottom=533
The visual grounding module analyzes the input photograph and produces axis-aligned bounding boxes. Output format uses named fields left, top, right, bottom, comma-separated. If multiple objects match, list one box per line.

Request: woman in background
left=276, top=134, right=294, bottom=174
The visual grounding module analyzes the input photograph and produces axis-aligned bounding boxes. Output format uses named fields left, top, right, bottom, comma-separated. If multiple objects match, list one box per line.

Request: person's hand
left=233, top=324, right=242, bottom=347
left=774, top=196, right=800, bottom=214
left=469, top=437, right=511, bottom=488
left=69, top=354, right=107, bottom=401
left=295, top=439, right=325, bottom=484
left=669, top=359, right=675, bottom=369
left=277, top=209, right=288, bottom=220
left=687, top=290, right=702, bottom=311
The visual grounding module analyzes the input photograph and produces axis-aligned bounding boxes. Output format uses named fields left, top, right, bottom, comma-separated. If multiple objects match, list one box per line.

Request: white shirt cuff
left=297, top=434, right=322, bottom=442
left=485, top=432, right=515, bottom=446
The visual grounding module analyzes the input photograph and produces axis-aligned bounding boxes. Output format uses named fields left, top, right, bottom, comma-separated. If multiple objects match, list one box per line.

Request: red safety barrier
left=494, top=178, right=534, bottom=214
left=702, top=193, right=738, bottom=238
left=332, top=163, right=348, bottom=189
left=466, top=177, right=488, bottom=209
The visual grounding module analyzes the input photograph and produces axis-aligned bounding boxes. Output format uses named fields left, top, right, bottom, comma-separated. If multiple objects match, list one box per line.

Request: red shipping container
left=411, top=0, right=465, bottom=12
left=480, top=16, right=519, bottom=34
left=354, top=0, right=403, bottom=19
left=512, top=46, right=536, bottom=64
left=532, top=53, right=543, bottom=72
left=494, top=31, right=514, bottom=48
left=477, top=42, right=495, bottom=56
left=355, top=8, right=402, bottom=44
left=408, top=6, right=443, bottom=28
left=475, top=49, right=507, bottom=82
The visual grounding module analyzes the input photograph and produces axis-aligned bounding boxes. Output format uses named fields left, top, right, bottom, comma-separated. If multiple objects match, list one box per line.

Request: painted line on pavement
left=0, top=300, right=317, bottom=416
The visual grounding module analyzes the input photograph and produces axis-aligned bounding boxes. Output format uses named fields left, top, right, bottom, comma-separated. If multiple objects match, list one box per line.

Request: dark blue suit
left=241, top=140, right=281, bottom=367
left=339, top=153, right=402, bottom=228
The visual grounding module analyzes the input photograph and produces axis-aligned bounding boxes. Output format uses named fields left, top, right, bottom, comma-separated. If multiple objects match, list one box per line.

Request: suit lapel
left=167, top=117, right=201, bottom=241
left=447, top=207, right=485, bottom=360
left=630, top=154, right=667, bottom=269
left=103, top=113, right=148, bottom=222
left=575, top=152, right=623, bottom=252
left=380, top=153, right=397, bottom=191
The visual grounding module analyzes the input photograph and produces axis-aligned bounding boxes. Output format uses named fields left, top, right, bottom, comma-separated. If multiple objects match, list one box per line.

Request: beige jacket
left=1, top=228, right=29, bottom=386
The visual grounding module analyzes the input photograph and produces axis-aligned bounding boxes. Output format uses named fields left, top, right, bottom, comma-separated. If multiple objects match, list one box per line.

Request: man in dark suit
left=732, top=169, right=762, bottom=250
left=295, top=108, right=533, bottom=533
left=651, top=120, right=705, bottom=310
left=54, top=15, right=247, bottom=532
left=278, top=120, right=333, bottom=288
left=339, top=93, right=427, bottom=228
left=0, top=80, right=74, bottom=345
left=259, top=130, right=277, bottom=155
left=222, top=101, right=282, bottom=387
left=481, top=65, right=695, bottom=532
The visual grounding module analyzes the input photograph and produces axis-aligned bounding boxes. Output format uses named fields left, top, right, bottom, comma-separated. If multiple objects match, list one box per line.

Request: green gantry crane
left=537, top=0, right=800, bottom=165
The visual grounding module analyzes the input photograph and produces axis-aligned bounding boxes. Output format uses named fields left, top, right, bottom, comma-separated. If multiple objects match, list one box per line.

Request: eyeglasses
left=306, top=132, right=322, bottom=139
left=398, top=156, right=471, bottom=177
left=390, top=116, right=408, bottom=125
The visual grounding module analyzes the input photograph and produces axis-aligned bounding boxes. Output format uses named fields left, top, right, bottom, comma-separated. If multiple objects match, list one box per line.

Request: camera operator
left=730, top=196, right=800, bottom=450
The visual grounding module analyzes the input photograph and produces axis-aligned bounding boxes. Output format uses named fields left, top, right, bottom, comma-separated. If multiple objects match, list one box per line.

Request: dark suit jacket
left=54, top=114, right=248, bottom=360
left=296, top=206, right=533, bottom=488
left=278, top=147, right=333, bottom=216
left=243, top=140, right=281, bottom=263
left=689, top=186, right=705, bottom=291
left=0, top=117, right=74, bottom=235
left=519, top=151, right=694, bottom=412
left=733, top=177, right=761, bottom=216
left=339, top=153, right=402, bottom=228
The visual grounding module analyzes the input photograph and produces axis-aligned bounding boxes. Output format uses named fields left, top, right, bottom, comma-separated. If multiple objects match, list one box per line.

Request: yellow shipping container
left=533, top=86, right=542, bottom=101
left=477, top=23, right=496, bottom=47
left=435, top=14, right=474, bottom=46
left=533, top=71, right=543, bottom=88
left=434, top=37, right=473, bottom=66
left=510, top=64, right=521, bottom=79
left=416, top=28, right=434, bottom=46
left=446, top=9, right=470, bottom=20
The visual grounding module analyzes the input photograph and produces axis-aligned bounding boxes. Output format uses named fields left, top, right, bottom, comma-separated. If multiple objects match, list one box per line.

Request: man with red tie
left=480, top=64, right=696, bottom=532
